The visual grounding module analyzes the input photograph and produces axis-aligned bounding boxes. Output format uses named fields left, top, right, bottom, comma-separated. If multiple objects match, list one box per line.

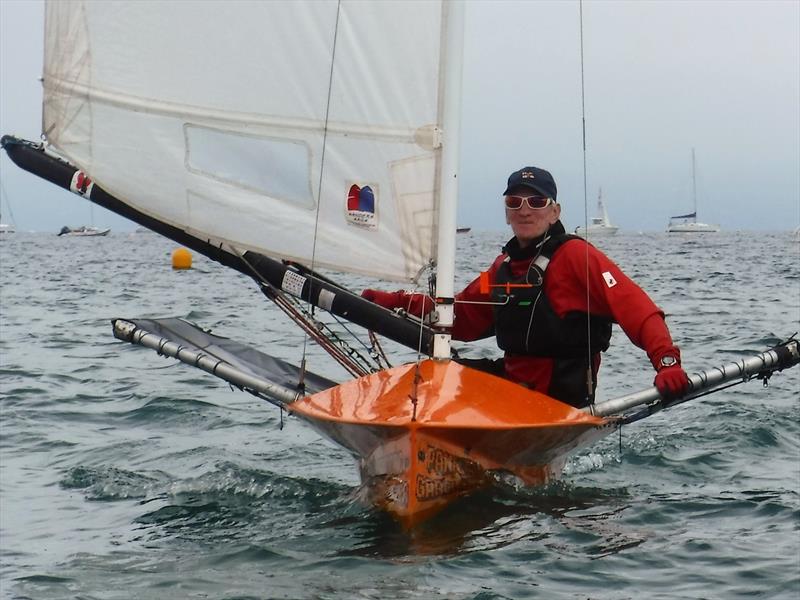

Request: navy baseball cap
left=502, top=166, right=557, bottom=200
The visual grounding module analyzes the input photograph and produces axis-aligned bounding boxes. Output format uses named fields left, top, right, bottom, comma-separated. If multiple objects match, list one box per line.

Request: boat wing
left=111, top=317, right=338, bottom=404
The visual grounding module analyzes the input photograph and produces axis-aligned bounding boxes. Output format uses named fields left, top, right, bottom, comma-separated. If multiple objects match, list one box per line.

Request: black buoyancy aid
left=490, top=231, right=612, bottom=359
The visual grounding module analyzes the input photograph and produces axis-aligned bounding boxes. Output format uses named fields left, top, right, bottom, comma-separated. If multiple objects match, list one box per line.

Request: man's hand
left=653, top=353, right=691, bottom=399
left=361, top=289, right=434, bottom=318
left=361, top=289, right=406, bottom=309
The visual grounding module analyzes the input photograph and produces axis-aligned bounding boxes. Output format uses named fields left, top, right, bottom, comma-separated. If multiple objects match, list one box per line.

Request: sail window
left=185, top=125, right=314, bottom=207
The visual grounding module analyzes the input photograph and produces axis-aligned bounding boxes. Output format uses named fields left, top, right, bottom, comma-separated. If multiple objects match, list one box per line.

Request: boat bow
left=291, top=359, right=611, bottom=524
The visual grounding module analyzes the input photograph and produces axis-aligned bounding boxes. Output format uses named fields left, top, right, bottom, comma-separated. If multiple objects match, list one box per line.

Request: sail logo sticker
left=602, top=271, right=617, bottom=288
left=346, top=183, right=377, bottom=229
left=70, top=171, right=94, bottom=197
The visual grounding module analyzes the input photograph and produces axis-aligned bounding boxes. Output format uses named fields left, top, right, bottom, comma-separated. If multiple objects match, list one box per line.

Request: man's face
left=504, top=185, right=561, bottom=247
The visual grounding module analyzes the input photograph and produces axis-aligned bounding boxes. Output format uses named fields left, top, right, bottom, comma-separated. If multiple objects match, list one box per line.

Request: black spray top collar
left=502, top=220, right=567, bottom=261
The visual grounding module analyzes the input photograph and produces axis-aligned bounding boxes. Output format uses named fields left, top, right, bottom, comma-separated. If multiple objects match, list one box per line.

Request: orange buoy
left=171, top=247, right=192, bottom=270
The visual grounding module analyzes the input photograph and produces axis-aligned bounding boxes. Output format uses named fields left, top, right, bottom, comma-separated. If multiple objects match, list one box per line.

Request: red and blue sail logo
left=346, top=183, right=377, bottom=228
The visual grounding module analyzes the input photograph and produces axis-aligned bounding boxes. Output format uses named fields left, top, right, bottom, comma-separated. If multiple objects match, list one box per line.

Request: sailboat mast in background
left=666, top=148, right=720, bottom=233
left=0, top=178, right=16, bottom=234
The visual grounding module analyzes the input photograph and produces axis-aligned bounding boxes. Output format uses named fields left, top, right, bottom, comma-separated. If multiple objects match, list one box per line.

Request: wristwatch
left=659, top=355, right=678, bottom=368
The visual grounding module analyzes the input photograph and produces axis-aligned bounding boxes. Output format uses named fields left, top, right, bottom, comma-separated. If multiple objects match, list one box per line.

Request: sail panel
left=43, top=0, right=444, bottom=281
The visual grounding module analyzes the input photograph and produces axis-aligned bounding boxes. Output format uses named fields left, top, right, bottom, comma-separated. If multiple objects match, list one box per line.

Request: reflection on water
left=339, top=481, right=640, bottom=559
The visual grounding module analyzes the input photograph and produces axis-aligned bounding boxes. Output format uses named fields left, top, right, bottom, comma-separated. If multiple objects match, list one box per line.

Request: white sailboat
left=2, top=1, right=797, bottom=527
left=667, top=149, right=720, bottom=233
left=574, top=188, right=618, bottom=237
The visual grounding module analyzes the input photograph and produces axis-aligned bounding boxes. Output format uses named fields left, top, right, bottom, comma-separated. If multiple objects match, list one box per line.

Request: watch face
left=660, top=356, right=677, bottom=368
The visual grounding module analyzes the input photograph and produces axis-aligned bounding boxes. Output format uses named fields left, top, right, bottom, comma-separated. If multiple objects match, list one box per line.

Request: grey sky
left=1, top=0, right=798, bottom=233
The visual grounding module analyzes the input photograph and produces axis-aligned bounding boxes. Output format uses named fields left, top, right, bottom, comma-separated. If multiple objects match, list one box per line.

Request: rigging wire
left=231, top=246, right=376, bottom=378
left=0, top=177, right=18, bottom=226
left=411, top=265, right=438, bottom=419
left=325, top=310, right=392, bottom=370
left=301, top=0, right=344, bottom=374
left=578, top=0, right=595, bottom=405
left=260, top=284, right=369, bottom=378
left=367, top=330, right=391, bottom=368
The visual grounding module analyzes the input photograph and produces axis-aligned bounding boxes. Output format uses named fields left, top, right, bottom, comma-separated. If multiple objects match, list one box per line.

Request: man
left=362, top=166, right=690, bottom=408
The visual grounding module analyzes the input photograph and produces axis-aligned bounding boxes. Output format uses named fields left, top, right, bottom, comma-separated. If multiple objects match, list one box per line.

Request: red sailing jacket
left=452, top=236, right=678, bottom=399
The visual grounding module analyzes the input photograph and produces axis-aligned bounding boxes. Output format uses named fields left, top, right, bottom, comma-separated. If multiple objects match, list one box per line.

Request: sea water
left=0, top=230, right=798, bottom=599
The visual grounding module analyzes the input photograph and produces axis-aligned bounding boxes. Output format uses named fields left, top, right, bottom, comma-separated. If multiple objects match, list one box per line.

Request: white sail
left=43, top=0, right=445, bottom=281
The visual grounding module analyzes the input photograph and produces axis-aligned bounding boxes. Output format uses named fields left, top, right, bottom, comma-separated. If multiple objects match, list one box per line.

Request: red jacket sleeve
left=451, top=254, right=505, bottom=341
left=545, top=240, right=676, bottom=364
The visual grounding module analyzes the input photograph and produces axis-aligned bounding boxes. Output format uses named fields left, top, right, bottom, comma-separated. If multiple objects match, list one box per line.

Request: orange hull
left=290, top=360, right=613, bottom=526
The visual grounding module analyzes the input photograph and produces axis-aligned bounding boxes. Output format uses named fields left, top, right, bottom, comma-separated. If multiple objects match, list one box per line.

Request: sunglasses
left=504, top=195, right=553, bottom=210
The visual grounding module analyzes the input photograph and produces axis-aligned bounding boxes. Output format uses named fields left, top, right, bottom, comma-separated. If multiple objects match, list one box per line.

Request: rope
left=309, top=0, right=342, bottom=275
left=409, top=264, right=436, bottom=419
left=302, top=0, right=344, bottom=371
left=578, top=0, right=594, bottom=404
left=231, top=246, right=373, bottom=378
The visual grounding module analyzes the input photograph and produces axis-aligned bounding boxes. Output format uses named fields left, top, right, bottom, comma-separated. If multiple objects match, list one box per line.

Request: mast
left=597, top=187, right=603, bottom=217
left=599, top=188, right=610, bottom=225
left=432, top=0, right=465, bottom=360
left=691, top=147, right=697, bottom=220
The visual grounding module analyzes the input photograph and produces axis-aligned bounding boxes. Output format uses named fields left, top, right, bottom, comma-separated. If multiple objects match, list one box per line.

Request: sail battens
left=43, top=77, right=427, bottom=144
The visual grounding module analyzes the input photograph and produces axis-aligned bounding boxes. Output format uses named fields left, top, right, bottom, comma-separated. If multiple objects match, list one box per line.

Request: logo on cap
left=521, top=171, right=535, bottom=179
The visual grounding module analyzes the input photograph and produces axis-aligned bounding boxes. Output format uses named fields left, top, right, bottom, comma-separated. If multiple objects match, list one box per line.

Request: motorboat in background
left=574, top=188, right=618, bottom=237
left=58, top=225, right=111, bottom=237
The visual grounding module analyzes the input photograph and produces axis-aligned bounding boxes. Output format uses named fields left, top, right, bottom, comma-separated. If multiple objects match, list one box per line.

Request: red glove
left=652, top=348, right=691, bottom=399
left=361, top=289, right=434, bottom=319
left=361, top=289, right=406, bottom=309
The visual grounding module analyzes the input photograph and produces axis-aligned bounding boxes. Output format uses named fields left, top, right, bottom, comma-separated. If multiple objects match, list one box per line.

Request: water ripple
left=2, top=230, right=799, bottom=599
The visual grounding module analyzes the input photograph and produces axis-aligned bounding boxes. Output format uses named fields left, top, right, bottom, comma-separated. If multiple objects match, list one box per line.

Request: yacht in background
left=667, top=149, right=719, bottom=233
